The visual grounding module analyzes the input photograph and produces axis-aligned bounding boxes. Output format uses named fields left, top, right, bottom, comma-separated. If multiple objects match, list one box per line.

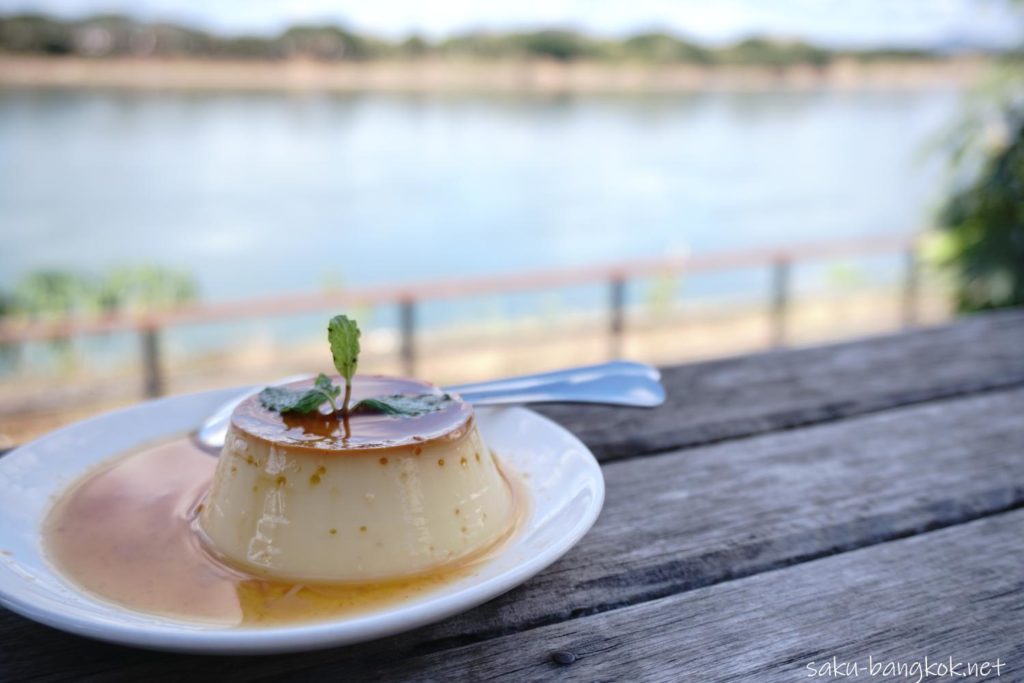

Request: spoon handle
left=447, top=361, right=665, bottom=407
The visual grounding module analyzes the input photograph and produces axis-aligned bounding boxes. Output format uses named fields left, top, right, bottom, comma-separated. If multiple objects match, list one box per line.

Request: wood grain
left=354, top=509, right=1024, bottom=682
left=2, top=383, right=1022, bottom=681
left=540, top=309, right=1024, bottom=460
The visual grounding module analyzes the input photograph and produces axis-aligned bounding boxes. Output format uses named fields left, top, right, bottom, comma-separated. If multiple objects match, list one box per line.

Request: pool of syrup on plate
left=43, top=438, right=524, bottom=627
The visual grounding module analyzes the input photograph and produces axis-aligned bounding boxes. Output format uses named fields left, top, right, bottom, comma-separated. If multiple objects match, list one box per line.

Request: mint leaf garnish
left=328, top=314, right=361, bottom=417
left=259, top=373, right=341, bottom=415
left=354, top=393, right=452, bottom=417
left=257, top=315, right=446, bottom=422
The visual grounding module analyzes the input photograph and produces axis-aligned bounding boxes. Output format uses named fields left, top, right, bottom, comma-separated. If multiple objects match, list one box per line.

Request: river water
left=0, top=86, right=962, bottom=364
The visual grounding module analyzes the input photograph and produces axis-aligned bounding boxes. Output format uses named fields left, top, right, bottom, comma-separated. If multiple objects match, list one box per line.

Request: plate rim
left=0, top=387, right=604, bottom=654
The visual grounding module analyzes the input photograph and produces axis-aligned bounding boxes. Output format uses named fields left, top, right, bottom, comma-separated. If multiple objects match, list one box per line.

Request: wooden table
left=2, top=310, right=1023, bottom=682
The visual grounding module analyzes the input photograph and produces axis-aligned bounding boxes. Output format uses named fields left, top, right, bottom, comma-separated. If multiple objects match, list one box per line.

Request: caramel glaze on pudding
left=200, top=375, right=518, bottom=583
left=232, top=376, right=473, bottom=450
left=44, top=375, right=525, bottom=626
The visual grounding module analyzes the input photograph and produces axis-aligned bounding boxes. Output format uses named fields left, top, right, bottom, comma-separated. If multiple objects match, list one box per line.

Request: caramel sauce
left=44, top=437, right=524, bottom=627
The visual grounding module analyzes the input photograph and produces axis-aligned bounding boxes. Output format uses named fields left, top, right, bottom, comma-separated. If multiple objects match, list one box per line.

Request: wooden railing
left=0, top=233, right=922, bottom=397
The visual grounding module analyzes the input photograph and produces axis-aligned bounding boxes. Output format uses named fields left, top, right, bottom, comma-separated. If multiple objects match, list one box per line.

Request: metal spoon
left=193, top=361, right=664, bottom=454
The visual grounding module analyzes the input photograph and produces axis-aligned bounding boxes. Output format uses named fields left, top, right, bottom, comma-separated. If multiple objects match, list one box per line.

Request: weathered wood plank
left=2, top=385, right=1022, bottom=681
left=540, top=309, right=1024, bottom=460
left=352, top=508, right=1024, bottom=682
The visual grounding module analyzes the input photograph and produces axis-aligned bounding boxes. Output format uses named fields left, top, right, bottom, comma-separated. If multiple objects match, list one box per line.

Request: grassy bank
left=0, top=55, right=987, bottom=94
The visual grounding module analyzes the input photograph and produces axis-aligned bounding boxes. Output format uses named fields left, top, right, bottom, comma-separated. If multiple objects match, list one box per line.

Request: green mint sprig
left=259, top=373, right=341, bottom=415
left=257, top=314, right=450, bottom=419
left=354, top=393, right=452, bottom=417
left=327, top=314, right=360, bottom=419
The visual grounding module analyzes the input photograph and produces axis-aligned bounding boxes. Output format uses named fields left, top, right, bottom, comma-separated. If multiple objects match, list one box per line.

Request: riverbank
left=0, top=55, right=987, bottom=93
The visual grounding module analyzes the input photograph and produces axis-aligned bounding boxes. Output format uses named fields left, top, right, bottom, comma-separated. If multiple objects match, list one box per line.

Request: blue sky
left=1, top=0, right=1021, bottom=48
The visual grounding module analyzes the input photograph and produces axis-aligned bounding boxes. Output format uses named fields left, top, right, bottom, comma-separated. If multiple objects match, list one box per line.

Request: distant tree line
left=0, top=13, right=948, bottom=65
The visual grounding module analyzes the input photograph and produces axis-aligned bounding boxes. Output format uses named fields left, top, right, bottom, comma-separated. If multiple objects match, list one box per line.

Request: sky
left=1, top=0, right=1021, bottom=49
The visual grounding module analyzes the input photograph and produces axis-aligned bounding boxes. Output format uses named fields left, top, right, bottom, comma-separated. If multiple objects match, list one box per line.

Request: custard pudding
left=199, top=375, right=516, bottom=582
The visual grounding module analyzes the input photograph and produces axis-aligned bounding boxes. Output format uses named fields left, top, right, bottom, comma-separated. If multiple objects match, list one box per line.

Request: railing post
left=140, top=325, right=164, bottom=398
left=609, top=275, right=626, bottom=358
left=399, top=298, right=416, bottom=377
left=771, top=257, right=791, bottom=348
left=901, top=246, right=918, bottom=328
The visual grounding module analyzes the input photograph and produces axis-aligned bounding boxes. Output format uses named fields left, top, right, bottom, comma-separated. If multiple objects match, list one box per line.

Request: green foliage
left=400, top=35, right=429, bottom=57
left=0, top=14, right=74, bottom=54
left=218, top=36, right=280, bottom=59
left=939, top=113, right=1024, bottom=311
left=438, top=31, right=608, bottom=61
left=721, top=37, right=832, bottom=68
left=258, top=315, right=448, bottom=419
left=3, top=266, right=198, bottom=319
left=838, top=47, right=934, bottom=63
left=0, top=13, right=217, bottom=58
left=934, top=48, right=1024, bottom=313
left=327, top=314, right=360, bottom=383
left=257, top=316, right=364, bottom=418
left=280, top=24, right=386, bottom=60
left=95, top=266, right=197, bottom=314
left=259, top=373, right=340, bottom=414
left=0, top=12, right=954, bottom=66
left=514, top=31, right=602, bottom=61
left=327, top=314, right=361, bottom=416
left=622, top=33, right=712, bottom=64
left=12, top=270, right=89, bottom=318
left=353, top=393, right=452, bottom=417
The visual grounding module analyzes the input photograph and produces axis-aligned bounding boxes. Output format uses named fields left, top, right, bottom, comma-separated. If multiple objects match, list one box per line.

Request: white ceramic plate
left=0, top=387, right=604, bottom=654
